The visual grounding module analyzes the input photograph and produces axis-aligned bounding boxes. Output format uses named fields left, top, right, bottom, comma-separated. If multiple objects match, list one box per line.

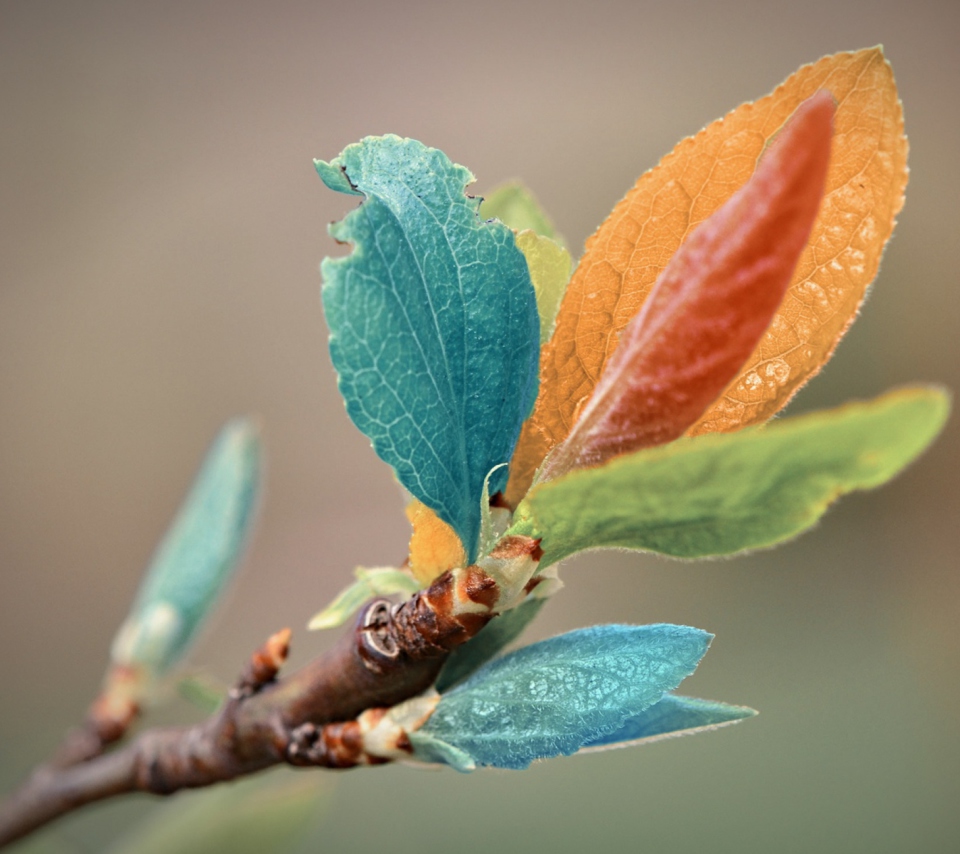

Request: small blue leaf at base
left=416, top=623, right=713, bottom=770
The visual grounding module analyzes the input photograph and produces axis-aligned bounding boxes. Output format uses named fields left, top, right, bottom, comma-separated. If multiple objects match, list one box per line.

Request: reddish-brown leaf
left=505, top=48, right=907, bottom=505
left=539, top=93, right=834, bottom=481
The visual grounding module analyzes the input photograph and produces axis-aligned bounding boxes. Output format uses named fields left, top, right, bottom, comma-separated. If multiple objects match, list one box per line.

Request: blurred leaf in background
left=107, top=772, right=328, bottom=854
left=109, top=418, right=261, bottom=680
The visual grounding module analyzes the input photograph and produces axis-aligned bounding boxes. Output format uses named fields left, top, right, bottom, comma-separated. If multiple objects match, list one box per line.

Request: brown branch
left=48, top=665, right=142, bottom=769
left=0, top=563, right=506, bottom=849
left=286, top=711, right=393, bottom=769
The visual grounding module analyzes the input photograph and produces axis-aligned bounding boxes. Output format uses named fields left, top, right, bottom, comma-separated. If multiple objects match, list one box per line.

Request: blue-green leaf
left=316, top=136, right=540, bottom=559
left=110, top=419, right=261, bottom=675
left=413, top=623, right=712, bottom=770
left=582, top=694, right=756, bottom=751
left=435, top=597, right=546, bottom=693
left=405, top=730, right=477, bottom=773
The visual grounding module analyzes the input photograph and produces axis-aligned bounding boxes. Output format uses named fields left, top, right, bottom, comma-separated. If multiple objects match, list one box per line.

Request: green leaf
left=480, top=181, right=561, bottom=242
left=581, top=694, right=756, bottom=751
left=110, top=419, right=261, bottom=674
left=413, top=623, right=712, bottom=770
left=317, top=136, right=540, bottom=560
left=5, top=832, right=81, bottom=854
left=307, top=566, right=421, bottom=630
left=106, top=772, right=327, bottom=854
left=515, top=231, right=572, bottom=345
left=177, top=671, right=227, bottom=714
left=478, top=464, right=510, bottom=560
left=435, top=597, right=546, bottom=693
left=511, top=386, right=950, bottom=563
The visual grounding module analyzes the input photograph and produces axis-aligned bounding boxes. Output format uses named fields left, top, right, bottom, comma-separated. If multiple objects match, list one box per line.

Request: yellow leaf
left=506, top=47, right=907, bottom=505
left=515, top=230, right=572, bottom=345
left=406, top=499, right=467, bottom=585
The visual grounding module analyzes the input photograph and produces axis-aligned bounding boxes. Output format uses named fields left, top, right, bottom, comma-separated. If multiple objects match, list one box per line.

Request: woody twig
left=0, top=538, right=542, bottom=849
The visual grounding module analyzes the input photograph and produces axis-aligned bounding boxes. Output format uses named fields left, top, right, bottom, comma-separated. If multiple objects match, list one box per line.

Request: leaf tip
left=888, top=384, right=952, bottom=447
left=314, top=156, right=360, bottom=195
left=220, top=415, right=263, bottom=463
left=306, top=611, right=337, bottom=631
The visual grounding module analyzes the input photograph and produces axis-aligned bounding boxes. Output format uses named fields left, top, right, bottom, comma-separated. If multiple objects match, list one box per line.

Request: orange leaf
left=692, top=50, right=907, bottom=434
left=539, top=93, right=833, bottom=482
left=505, top=47, right=907, bottom=505
left=406, top=499, right=466, bottom=586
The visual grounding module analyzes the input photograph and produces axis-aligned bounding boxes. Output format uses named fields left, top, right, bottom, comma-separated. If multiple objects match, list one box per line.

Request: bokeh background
left=2, top=1, right=958, bottom=852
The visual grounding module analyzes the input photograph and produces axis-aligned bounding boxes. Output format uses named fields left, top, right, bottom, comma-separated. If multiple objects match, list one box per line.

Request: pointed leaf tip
left=540, top=91, right=834, bottom=481
left=581, top=694, right=757, bottom=752
left=318, top=136, right=540, bottom=559
left=692, top=48, right=908, bottom=433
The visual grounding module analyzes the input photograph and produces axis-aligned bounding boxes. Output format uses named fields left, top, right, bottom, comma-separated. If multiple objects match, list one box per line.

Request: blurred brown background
left=2, top=1, right=958, bottom=852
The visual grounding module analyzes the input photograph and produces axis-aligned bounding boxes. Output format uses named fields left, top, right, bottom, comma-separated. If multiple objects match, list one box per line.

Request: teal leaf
left=406, top=730, right=477, bottom=773
left=510, top=386, right=950, bottom=563
left=317, top=136, right=540, bottom=560
left=582, top=694, right=756, bottom=751
left=110, top=419, right=261, bottom=674
left=415, top=623, right=712, bottom=770
left=435, top=597, right=546, bottom=693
